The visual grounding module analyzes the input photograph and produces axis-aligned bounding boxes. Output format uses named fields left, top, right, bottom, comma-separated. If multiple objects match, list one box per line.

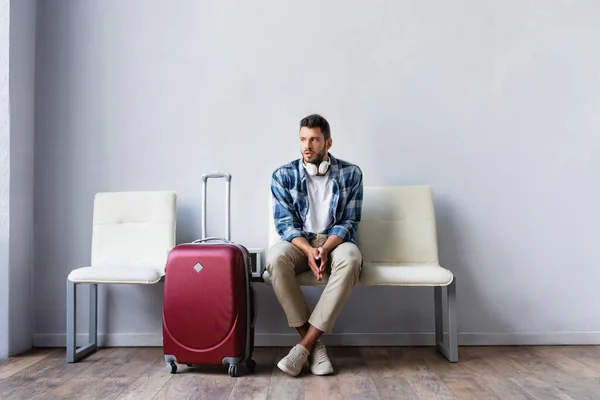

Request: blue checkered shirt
left=271, top=153, right=363, bottom=243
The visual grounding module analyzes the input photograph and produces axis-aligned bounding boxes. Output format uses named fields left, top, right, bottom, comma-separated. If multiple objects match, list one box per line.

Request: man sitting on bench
left=267, top=113, right=364, bottom=376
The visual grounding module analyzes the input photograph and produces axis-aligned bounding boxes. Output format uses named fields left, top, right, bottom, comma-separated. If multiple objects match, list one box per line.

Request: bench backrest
left=91, top=191, right=177, bottom=270
left=268, top=186, right=439, bottom=264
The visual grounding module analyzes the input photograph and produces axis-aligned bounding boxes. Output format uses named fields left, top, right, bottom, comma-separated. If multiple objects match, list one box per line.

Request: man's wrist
left=291, top=237, right=313, bottom=255
left=322, top=234, right=344, bottom=254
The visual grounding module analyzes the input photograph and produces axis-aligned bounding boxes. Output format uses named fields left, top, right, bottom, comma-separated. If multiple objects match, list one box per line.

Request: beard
left=303, top=148, right=327, bottom=165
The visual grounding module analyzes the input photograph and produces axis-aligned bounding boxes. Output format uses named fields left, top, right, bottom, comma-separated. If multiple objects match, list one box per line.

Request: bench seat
left=68, top=265, right=165, bottom=284
left=262, top=262, right=453, bottom=287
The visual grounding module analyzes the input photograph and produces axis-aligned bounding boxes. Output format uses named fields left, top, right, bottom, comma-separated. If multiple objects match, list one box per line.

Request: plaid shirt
left=271, top=153, right=363, bottom=243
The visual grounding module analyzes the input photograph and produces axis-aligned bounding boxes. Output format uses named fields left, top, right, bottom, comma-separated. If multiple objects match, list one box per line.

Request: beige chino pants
left=266, top=234, right=362, bottom=333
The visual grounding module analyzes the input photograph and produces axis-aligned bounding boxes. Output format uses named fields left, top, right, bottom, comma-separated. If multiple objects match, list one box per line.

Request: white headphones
left=304, top=160, right=330, bottom=176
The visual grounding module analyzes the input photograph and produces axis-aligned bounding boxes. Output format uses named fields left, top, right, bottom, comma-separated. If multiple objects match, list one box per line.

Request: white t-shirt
left=304, top=171, right=333, bottom=234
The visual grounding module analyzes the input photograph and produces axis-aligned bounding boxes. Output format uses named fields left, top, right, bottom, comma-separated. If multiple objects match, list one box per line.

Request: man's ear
left=326, top=138, right=332, bottom=150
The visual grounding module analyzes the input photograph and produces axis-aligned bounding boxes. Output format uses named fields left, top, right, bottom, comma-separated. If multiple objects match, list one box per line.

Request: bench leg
left=66, top=280, right=98, bottom=363
left=89, top=284, right=98, bottom=348
left=434, top=278, right=458, bottom=362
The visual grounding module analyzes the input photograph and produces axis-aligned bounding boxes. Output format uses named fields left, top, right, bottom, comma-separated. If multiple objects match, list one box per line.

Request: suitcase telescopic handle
left=201, top=172, right=232, bottom=182
left=201, top=172, right=232, bottom=240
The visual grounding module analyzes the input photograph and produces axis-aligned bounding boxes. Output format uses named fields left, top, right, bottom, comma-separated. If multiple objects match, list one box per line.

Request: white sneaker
left=309, top=341, right=334, bottom=375
left=277, top=344, right=310, bottom=376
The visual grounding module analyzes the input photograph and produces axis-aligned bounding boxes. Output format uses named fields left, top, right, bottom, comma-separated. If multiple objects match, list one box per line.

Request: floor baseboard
left=33, top=331, right=600, bottom=348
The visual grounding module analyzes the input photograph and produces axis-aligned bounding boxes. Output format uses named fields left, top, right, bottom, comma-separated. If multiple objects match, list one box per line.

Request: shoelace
left=288, top=348, right=307, bottom=365
left=312, top=346, right=329, bottom=363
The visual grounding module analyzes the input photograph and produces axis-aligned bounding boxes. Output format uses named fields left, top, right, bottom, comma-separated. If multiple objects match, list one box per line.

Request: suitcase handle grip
left=201, top=172, right=231, bottom=240
left=201, top=172, right=232, bottom=182
left=192, top=237, right=232, bottom=244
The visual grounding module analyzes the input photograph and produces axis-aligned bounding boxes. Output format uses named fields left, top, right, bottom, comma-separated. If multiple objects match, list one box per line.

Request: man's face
left=300, top=127, right=331, bottom=165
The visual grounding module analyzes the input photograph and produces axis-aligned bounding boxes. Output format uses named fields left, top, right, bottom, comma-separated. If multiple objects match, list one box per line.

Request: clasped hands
left=306, top=246, right=328, bottom=281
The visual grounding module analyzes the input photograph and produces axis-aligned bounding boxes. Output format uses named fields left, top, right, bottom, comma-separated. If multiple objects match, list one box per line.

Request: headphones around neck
left=304, top=159, right=330, bottom=176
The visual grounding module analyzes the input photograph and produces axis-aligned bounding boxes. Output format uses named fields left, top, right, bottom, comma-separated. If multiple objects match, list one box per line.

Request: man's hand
left=305, top=247, right=323, bottom=281
left=321, top=235, right=343, bottom=258
left=291, top=235, right=343, bottom=282
left=316, top=246, right=329, bottom=271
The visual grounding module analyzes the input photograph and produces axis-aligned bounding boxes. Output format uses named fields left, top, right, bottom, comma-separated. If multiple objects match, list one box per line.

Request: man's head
left=299, top=114, right=332, bottom=167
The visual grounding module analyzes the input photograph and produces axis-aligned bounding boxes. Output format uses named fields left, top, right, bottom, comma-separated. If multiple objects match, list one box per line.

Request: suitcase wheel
left=246, top=358, right=256, bottom=373
left=166, top=361, right=178, bottom=374
left=228, top=365, right=238, bottom=377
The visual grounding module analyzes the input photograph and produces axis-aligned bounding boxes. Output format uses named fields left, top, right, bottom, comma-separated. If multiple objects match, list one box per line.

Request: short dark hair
left=299, top=114, right=331, bottom=140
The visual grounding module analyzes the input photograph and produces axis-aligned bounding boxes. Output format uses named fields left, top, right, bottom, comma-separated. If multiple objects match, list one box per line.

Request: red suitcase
left=162, top=172, right=256, bottom=377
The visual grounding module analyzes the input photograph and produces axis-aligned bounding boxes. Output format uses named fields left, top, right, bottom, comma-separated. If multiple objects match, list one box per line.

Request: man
left=267, top=113, right=363, bottom=376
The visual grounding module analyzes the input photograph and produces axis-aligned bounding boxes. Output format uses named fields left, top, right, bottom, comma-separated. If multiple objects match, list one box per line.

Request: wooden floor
left=1, top=346, right=600, bottom=399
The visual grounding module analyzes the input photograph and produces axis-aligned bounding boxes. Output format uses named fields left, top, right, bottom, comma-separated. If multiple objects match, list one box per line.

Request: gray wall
left=0, top=0, right=10, bottom=359
left=9, top=0, right=36, bottom=355
left=34, top=0, right=600, bottom=347
left=0, top=0, right=36, bottom=359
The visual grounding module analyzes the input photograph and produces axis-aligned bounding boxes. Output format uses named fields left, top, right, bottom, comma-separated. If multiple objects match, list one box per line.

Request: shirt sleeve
left=271, top=170, right=308, bottom=242
left=328, top=167, right=363, bottom=242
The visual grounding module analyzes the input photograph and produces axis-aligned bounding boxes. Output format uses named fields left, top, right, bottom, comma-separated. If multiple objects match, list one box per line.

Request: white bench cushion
left=262, top=262, right=453, bottom=287
left=359, top=262, right=453, bottom=286
left=356, top=186, right=439, bottom=264
left=68, top=265, right=164, bottom=284
left=91, top=191, right=176, bottom=272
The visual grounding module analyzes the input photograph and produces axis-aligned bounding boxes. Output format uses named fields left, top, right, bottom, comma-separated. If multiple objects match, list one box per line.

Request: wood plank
left=388, top=347, right=457, bottom=400
left=0, top=377, right=32, bottom=399
left=193, top=373, right=237, bottom=400
left=552, top=347, right=600, bottom=374
left=152, top=375, right=207, bottom=399
left=44, top=347, right=132, bottom=398
left=360, top=347, right=417, bottom=400
left=576, top=358, right=600, bottom=373
left=413, top=347, right=471, bottom=380
left=0, top=349, right=58, bottom=379
left=303, top=375, right=345, bottom=400
left=265, top=347, right=305, bottom=400
left=48, top=347, right=148, bottom=399
left=1, top=351, right=95, bottom=399
left=0, top=350, right=64, bottom=398
left=532, top=347, right=600, bottom=378
left=504, top=346, right=569, bottom=375
left=100, top=355, right=173, bottom=400
left=511, top=375, right=577, bottom=400
left=106, top=347, right=162, bottom=378
left=332, top=346, right=382, bottom=400
left=386, top=346, right=436, bottom=377
left=455, top=348, right=534, bottom=400
left=76, top=377, right=136, bottom=400
left=153, top=359, right=236, bottom=399
left=467, top=347, right=530, bottom=378
left=415, top=347, right=499, bottom=400
left=228, top=347, right=278, bottom=400
left=506, top=346, right=598, bottom=382
left=500, top=346, right=600, bottom=400
left=303, top=344, right=345, bottom=400
left=0, top=348, right=115, bottom=399
left=554, top=346, right=600, bottom=359
left=302, top=345, right=344, bottom=400
left=44, top=375, right=110, bottom=400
